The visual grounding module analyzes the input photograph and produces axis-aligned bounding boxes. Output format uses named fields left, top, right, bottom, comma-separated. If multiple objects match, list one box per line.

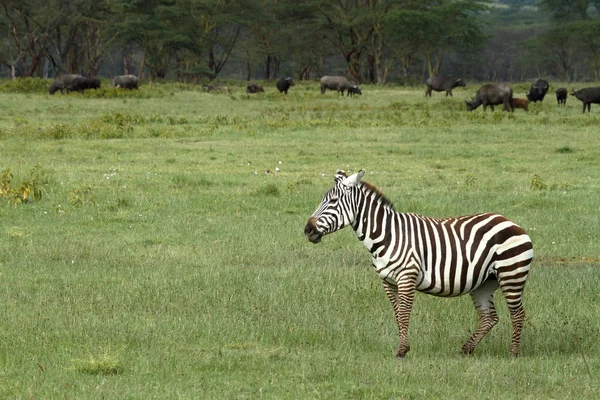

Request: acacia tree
left=310, top=0, right=373, bottom=83
left=539, top=0, right=600, bottom=80
left=385, top=0, right=484, bottom=79
left=189, top=0, right=260, bottom=79
left=115, top=0, right=194, bottom=80
left=263, top=0, right=329, bottom=80
left=361, top=0, right=396, bottom=84
left=0, top=0, right=71, bottom=77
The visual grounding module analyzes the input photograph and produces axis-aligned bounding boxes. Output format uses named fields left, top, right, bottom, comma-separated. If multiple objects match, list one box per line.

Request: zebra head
left=304, top=169, right=365, bottom=243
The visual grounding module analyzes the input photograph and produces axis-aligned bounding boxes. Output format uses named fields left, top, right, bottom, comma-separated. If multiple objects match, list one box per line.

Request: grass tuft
left=555, top=145, right=573, bottom=153
left=70, top=353, right=123, bottom=375
left=254, top=183, right=280, bottom=197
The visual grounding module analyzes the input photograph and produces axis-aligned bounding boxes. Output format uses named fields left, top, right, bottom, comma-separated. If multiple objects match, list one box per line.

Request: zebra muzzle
left=304, top=217, right=323, bottom=244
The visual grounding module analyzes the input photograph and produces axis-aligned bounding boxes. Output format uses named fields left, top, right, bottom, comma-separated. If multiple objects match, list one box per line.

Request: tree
left=310, top=0, right=373, bottom=83
left=385, top=0, right=485, bottom=79
left=539, top=0, right=600, bottom=80
left=45, top=0, right=119, bottom=76
left=266, top=0, right=330, bottom=80
left=0, top=0, right=70, bottom=77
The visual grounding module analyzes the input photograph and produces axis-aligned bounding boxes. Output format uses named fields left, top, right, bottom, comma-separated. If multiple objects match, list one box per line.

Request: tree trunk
left=265, top=54, right=271, bottom=80
left=346, top=52, right=361, bottom=83
left=273, top=57, right=280, bottom=79
left=246, top=55, right=252, bottom=81
left=433, top=53, right=444, bottom=77
left=366, top=54, right=375, bottom=84
left=138, top=53, right=146, bottom=80
left=42, top=57, right=49, bottom=78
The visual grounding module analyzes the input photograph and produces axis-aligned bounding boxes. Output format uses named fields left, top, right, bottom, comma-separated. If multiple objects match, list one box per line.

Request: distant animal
left=276, top=76, right=295, bottom=94
left=320, top=75, right=357, bottom=96
left=48, top=74, right=84, bottom=95
left=465, top=84, right=513, bottom=112
left=555, top=88, right=567, bottom=106
left=425, top=76, right=466, bottom=97
left=570, top=86, right=600, bottom=113
left=246, top=83, right=264, bottom=93
left=203, top=82, right=229, bottom=92
left=66, top=77, right=101, bottom=93
left=305, top=169, right=533, bottom=358
left=113, top=74, right=139, bottom=90
left=526, top=78, right=549, bottom=103
left=511, top=98, right=529, bottom=111
left=347, top=85, right=362, bottom=97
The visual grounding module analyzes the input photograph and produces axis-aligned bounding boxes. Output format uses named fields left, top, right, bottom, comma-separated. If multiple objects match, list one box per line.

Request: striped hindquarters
left=386, top=212, right=533, bottom=297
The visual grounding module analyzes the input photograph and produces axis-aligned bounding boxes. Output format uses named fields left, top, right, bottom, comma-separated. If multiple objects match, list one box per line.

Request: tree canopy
left=0, top=0, right=598, bottom=83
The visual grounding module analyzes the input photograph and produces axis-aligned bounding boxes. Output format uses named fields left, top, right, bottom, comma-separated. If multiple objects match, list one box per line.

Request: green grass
left=0, top=80, right=599, bottom=399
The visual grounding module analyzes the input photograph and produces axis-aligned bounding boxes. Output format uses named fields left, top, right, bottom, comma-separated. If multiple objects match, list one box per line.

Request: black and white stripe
left=305, top=169, right=533, bottom=358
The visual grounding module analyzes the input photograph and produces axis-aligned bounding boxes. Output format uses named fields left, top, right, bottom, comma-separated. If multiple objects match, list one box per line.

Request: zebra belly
left=415, top=263, right=478, bottom=297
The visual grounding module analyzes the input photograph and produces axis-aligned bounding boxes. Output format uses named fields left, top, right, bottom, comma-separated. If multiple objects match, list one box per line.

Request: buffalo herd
left=48, top=74, right=139, bottom=95
left=455, top=77, right=599, bottom=113
left=47, top=72, right=600, bottom=113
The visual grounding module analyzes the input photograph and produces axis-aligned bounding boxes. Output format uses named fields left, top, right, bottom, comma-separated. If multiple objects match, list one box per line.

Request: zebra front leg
left=385, top=271, right=418, bottom=359
left=461, top=278, right=499, bottom=355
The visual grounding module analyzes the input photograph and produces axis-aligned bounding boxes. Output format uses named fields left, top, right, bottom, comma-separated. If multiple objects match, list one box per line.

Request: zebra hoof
left=395, top=346, right=410, bottom=359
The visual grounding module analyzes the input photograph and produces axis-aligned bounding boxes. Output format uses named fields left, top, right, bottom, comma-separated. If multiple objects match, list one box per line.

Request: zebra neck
left=352, top=191, right=397, bottom=254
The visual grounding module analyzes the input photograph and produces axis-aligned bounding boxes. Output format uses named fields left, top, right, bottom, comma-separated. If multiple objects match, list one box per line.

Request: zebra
left=304, top=169, right=533, bottom=358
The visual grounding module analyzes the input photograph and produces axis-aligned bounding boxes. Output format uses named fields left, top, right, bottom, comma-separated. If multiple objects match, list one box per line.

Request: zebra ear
left=334, top=170, right=347, bottom=183
left=342, top=169, right=365, bottom=187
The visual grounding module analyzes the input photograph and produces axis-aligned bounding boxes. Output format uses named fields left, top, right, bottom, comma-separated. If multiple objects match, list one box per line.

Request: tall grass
left=0, top=80, right=598, bottom=398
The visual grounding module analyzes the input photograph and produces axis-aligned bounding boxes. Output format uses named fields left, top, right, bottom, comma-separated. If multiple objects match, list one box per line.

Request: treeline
left=0, top=0, right=599, bottom=84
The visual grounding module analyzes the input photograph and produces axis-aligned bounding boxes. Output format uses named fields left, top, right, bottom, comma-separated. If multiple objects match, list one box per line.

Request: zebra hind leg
left=497, top=269, right=529, bottom=357
left=461, top=278, right=499, bottom=355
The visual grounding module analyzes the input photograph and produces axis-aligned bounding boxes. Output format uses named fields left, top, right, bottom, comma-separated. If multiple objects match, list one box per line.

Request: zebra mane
left=360, top=181, right=396, bottom=210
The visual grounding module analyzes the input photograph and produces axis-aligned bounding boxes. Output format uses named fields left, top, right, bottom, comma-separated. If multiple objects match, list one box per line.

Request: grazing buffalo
left=48, top=74, right=84, bottom=95
left=347, top=86, right=362, bottom=97
left=320, top=75, right=359, bottom=96
left=276, top=76, right=295, bottom=94
left=425, top=76, right=466, bottom=97
left=67, top=77, right=101, bottom=93
left=203, top=82, right=229, bottom=92
left=113, top=74, right=139, bottom=90
left=511, top=98, right=529, bottom=111
left=246, top=83, right=264, bottom=93
left=465, top=84, right=513, bottom=112
left=556, top=88, right=567, bottom=106
left=570, top=87, right=600, bottom=113
left=526, top=78, right=549, bottom=102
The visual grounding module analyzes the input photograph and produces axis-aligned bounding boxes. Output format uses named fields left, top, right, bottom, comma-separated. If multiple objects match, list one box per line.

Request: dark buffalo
left=48, top=74, right=84, bottom=95
left=276, top=76, right=294, bottom=94
left=425, top=76, right=466, bottom=97
left=570, top=87, right=600, bottom=113
left=320, top=75, right=358, bottom=96
left=246, top=83, right=264, bottom=93
left=465, top=84, right=513, bottom=112
left=113, top=74, right=139, bottom=90
left=67, top=77, right=101, bottom=93
left=526, top=78, right=549, bottom=102
left=556, top=88, right=567, bottom=106
left=347, top=86, right=362, bottom=97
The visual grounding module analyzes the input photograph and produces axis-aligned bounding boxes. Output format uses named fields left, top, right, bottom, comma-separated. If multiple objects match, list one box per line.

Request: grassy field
left=0, top=80, right=599, bottom=399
